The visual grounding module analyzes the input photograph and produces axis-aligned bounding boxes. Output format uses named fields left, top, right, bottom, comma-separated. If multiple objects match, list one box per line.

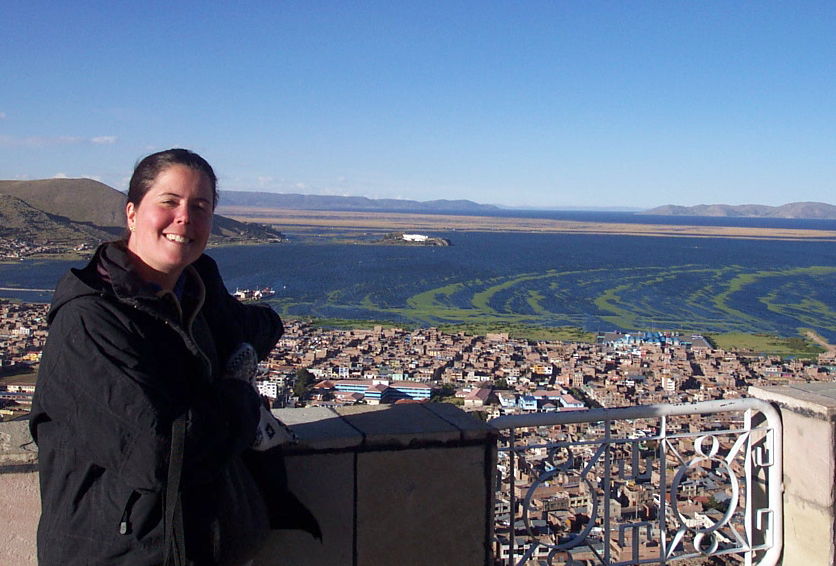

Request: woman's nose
left=175, top=203, right=191, bottom=223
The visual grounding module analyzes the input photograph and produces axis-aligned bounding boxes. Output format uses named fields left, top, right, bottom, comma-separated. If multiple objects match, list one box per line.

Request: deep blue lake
left=3, top=213, right=836, bottom=340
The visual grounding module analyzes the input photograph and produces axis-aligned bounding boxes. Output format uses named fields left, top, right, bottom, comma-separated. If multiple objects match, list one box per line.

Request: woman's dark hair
left=127, top=148, right=219, bottom=210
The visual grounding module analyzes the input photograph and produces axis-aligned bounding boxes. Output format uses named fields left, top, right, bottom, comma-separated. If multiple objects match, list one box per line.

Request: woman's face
left=126, top=165, right=214, bottom=289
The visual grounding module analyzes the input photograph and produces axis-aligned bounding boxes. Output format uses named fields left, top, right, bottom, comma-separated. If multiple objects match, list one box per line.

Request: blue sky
left=1, top=1, right=833, bottom=209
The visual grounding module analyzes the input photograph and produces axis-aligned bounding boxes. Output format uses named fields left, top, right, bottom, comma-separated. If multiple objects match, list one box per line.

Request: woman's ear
left=126, top=202, right=136, bottom=232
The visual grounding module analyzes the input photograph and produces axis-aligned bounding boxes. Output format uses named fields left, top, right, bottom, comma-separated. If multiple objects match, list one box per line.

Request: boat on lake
left=233, top=286, right=276, bottom=301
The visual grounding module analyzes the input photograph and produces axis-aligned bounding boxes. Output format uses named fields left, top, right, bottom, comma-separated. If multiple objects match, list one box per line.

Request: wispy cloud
left=0, top=112, right=6, bottom=120
left=0, top=134, right=118, bottom=148
left=50, top=172, right=103, bottom=182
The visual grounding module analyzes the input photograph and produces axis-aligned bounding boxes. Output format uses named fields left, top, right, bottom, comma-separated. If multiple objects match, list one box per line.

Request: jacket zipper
left=119, top=490, right=142, bottom=535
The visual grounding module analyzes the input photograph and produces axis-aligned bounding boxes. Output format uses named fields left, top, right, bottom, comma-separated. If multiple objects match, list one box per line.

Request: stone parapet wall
left=0, top=419, right=38, bottom=566
left=0, top=404, right=496, bottom=566
left=751, top=383, right=836, bottom=566
left=256, top=403, right=496, bottom=566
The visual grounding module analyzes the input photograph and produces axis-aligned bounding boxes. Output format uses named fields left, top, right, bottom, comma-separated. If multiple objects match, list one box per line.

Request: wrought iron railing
left=489, top=398, right=782, bottom=565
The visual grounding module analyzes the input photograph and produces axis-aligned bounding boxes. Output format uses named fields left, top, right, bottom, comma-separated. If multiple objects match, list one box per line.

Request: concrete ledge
left=0, top=420, right=39, bottom=566
left=275, top=406, right=365, bottom=451
left=751, top=383, right=836, bottom=420
left=782, top=497, right=833, bottom=566
left=0, top=471, right=39, bottom=566
left=0, top=419, right=37, bottom=471
left=750, top=384, right=836, bottom=566
left=274, top=403, right=494, bottom=453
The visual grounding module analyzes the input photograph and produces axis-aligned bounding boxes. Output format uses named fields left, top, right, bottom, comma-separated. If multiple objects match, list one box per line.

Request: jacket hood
left=48, top=242, right=178, bottom=324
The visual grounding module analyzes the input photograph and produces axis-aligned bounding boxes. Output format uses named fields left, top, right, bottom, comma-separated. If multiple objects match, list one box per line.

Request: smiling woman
left=125, top=150, right=217, bottom=290
left=28, top=149, right=313, bottom=566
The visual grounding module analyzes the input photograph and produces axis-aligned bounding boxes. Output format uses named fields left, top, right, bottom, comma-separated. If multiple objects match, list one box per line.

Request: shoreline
left=217, top=207, right=836, bottom=242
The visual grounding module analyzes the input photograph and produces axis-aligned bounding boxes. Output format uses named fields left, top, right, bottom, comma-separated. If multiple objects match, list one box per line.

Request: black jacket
left=30, top=242, right=284, bottom=565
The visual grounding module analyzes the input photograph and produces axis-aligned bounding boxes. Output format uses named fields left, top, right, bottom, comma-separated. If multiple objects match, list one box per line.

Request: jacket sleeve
left=33, top=297, right=260, bottom=493
left=194, top=254, right=284, bottom=361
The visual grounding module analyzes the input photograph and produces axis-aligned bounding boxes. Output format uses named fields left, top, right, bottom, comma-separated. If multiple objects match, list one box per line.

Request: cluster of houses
left=5, top=299, right=835, bottom=419
left=0, top=300, right=48, bottom=417
left=254, top=320, right=834, bottom=414
left=0, top=239, right=68, bottom=260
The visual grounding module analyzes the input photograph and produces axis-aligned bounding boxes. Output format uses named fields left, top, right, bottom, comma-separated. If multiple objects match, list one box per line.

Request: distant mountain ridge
left=5, top=178, right=835, bottom=252
left=0, top=178, right=497, bottom=249
left=642, top=202, right=836, bottom=219
left=217, top=190, right=500, bottom=213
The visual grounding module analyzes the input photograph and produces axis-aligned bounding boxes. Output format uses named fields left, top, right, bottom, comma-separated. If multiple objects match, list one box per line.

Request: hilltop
left=642, top=202, right=836, bottom=219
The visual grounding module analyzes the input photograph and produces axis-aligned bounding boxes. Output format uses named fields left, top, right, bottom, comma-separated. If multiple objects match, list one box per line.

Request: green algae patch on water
left=706, top=332, right=824, bottom=357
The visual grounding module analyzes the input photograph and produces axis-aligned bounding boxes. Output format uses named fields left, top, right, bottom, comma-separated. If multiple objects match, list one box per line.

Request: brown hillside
left=0, top=194, right=113, bottom=244
left=0, top=178, right=127, bottom=228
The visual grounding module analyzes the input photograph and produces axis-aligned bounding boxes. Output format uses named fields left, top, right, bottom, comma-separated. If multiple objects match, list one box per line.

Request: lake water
left=3, top=213, right=836, bottom=340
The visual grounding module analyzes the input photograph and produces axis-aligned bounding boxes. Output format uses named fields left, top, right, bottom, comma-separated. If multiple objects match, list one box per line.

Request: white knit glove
left=251, top=404, right=298, bottom=450
left=224, top=342, right=259, bottom=385
left=224, top=343, right=297, bottom=450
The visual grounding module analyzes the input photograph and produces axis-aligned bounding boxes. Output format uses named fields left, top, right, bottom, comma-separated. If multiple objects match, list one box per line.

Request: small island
left=376, top=232, right=451, bottom=246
